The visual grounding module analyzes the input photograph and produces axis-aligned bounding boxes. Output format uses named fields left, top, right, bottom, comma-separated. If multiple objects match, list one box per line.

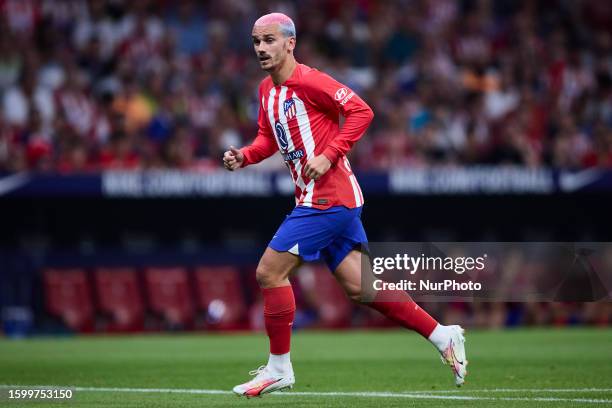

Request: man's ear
left=286, top=37, right=296, bottom=53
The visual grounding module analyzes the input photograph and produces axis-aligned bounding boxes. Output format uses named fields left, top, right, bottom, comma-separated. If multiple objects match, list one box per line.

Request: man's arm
left=223, top=92, right=277, bottom=171
left=239, top=128, right=278, bottom=167
left=302, top=71, right=374, bottom=165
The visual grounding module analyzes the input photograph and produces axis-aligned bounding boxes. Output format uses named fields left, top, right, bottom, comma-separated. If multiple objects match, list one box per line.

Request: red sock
left=368, top=289, right=438, bottom=338
left=262, top=285, right=295, bottom=355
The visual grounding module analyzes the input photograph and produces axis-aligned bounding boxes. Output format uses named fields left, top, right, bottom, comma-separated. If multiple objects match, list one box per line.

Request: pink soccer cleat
left=232, top=365, right=295, bottom=397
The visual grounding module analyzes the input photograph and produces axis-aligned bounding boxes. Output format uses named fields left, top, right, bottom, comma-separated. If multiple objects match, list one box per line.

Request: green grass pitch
left=0, top=328, right=610, bottom=407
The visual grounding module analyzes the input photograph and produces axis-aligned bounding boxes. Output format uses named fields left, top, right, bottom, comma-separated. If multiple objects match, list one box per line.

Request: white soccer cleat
left=232, top=365, right=295, bottom=398
left=440, top=325, right=468, bottom=386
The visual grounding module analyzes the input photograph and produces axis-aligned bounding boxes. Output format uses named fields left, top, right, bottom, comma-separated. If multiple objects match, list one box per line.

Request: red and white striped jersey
left=240, top=63, right=374, bottom=209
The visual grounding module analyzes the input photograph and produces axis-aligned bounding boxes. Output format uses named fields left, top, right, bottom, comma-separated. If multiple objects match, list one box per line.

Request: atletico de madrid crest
left=283, top=98, right=296, bottom=120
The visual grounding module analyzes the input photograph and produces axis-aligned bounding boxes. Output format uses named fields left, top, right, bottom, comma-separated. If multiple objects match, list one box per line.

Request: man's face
left=252, top=24, right=294, bottom=72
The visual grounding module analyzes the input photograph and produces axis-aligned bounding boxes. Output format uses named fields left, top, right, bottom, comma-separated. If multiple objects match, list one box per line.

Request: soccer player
left=223, top=13, right=468, bottom=397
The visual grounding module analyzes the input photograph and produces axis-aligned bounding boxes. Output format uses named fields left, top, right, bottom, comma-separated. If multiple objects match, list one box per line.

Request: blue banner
left=0, top=167, right=611, bottom=197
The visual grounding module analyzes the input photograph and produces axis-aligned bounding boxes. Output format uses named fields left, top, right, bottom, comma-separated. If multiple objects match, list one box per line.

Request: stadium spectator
left=0, top=0, right=610, bottom=172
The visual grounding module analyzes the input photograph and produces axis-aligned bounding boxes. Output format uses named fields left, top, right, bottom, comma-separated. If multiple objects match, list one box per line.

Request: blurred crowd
left=0, top=0, right=611, bottom=173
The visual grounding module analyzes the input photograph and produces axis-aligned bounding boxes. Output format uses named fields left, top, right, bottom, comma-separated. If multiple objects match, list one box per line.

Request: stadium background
left=0, top=0, right=610, bottom=337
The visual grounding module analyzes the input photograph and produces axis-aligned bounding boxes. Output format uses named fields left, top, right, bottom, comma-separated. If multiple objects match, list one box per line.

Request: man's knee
left=255, top=250, right=297, bottom=288
left=343, top=281, right=363, bottom=303
left=256, top=263, right=278, bottom=287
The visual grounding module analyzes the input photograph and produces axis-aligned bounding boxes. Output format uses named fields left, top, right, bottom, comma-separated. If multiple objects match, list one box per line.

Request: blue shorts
left=269, top=205, right=368, bottom=272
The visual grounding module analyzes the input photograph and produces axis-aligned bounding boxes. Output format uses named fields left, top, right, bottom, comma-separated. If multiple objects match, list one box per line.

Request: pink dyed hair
left=253, top=13, right=296, bottom=37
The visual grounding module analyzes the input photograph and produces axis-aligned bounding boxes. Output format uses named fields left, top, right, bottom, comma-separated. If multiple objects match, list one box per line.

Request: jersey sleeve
left=301, top=70, right=374, bottom=164
left=240, top=90, right=278, bottom=167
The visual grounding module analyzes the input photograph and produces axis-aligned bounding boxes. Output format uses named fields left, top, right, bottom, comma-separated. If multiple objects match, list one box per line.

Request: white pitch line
left=414, top=388, right=612, bottom=394
left=0, top=385, right=610, bottom=404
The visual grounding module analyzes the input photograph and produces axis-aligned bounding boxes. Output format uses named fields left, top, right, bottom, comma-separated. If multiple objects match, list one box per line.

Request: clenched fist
left=304, top=154, right=331, bottom=180
left=223, top=146, right=244, bottom=171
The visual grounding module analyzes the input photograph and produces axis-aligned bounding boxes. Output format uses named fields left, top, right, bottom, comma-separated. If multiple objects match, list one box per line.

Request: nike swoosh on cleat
left=245, top=379, right=281, bottom=397
left=450, top=340, right=465, bottom=365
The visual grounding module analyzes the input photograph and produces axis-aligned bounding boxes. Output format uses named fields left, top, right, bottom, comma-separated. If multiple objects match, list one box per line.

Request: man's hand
left=223, top=146, right=244, bottom=171
left=304, top=154, right=332, bottom=180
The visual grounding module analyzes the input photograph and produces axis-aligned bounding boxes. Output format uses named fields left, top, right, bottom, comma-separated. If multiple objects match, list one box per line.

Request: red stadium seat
left=43, top=268, right=94, bottom=332
left=296, top=264, right=353, bottom=328
left=193, top=266, right=247, bottom=330
left=144, top=267, right=194, bottom=329
left=94, top=268, right=144, bottom=332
